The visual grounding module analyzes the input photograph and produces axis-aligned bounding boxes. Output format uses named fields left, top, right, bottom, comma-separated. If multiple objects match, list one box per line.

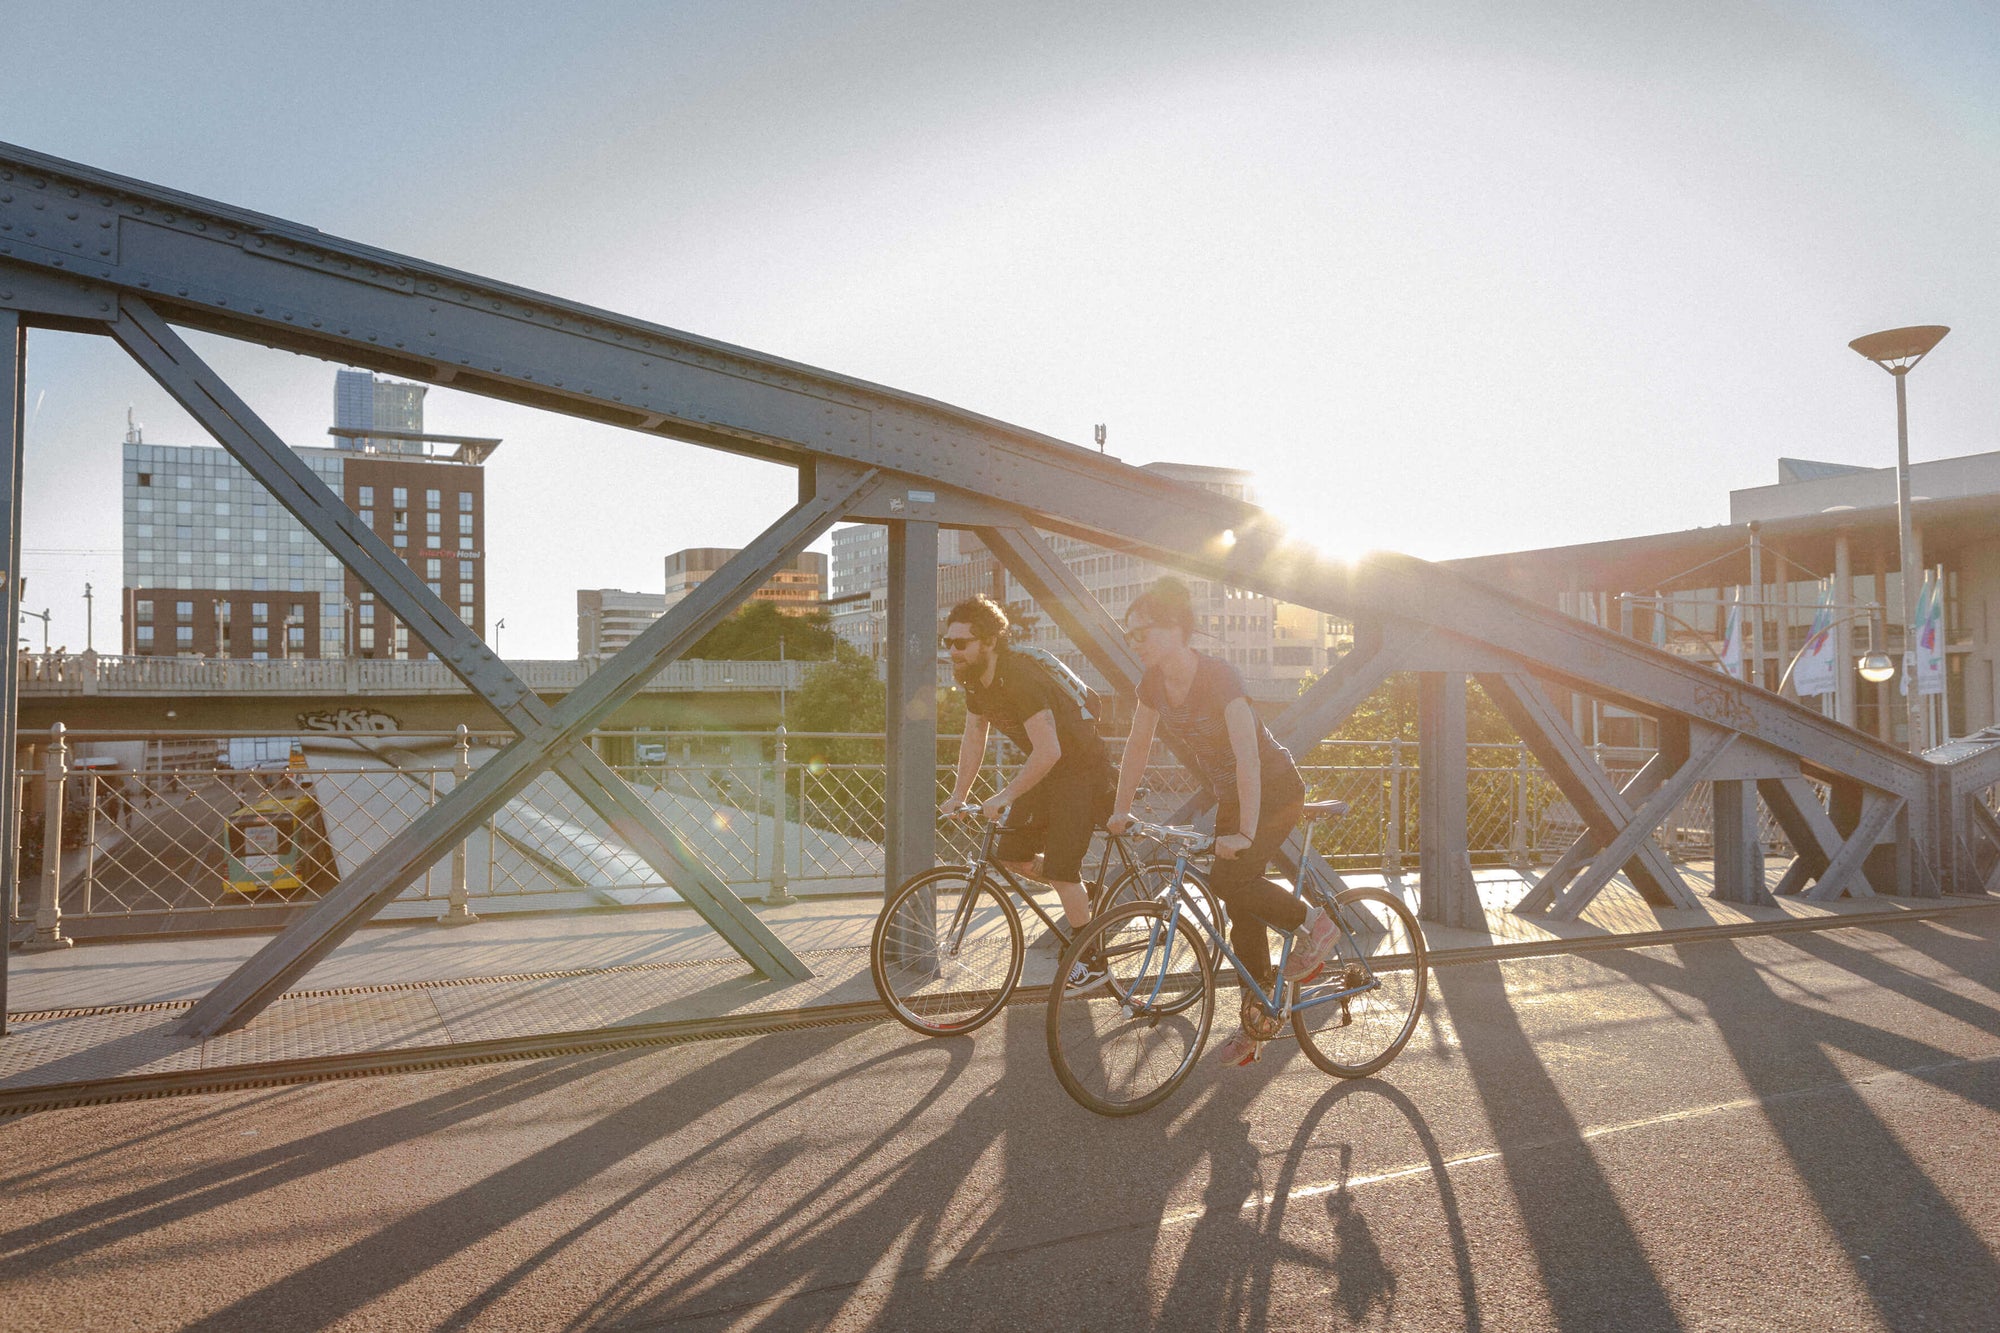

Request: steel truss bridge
left=3, top=142, right=1997, bottom=1038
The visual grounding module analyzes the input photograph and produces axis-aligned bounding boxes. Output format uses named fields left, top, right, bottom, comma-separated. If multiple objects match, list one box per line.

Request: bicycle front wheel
left=872, top=867, right=1023, bottom=1036
left=1046, top=902, right=1213, bottom=1116
left=1291, top=886, right=1427, bottom=1078
left=1098, top=861, right=1224, bottom=1014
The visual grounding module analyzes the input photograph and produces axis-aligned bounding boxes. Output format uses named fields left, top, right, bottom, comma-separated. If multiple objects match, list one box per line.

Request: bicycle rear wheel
left=1291, top=886, right=1427, bottom=1078
left=872, top=867, right=1024, bottom=1036
left=1046, top=902, right=1213, bottom=1116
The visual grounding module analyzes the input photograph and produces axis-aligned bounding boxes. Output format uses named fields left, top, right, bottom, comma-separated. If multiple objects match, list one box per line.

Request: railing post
left=27, top=721, right=72, bottom=951
left=439, top=724, right=478, bottom=926
left=1510, top=742, right=1530, bottom=869
left=1384, top=738, right=1405, bottom=879
left=763, top=725, right=795, bottom=906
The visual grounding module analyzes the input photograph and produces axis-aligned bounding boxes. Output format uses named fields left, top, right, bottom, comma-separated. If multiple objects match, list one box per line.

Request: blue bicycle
left=1045, top=801, right=1429, bottom=1116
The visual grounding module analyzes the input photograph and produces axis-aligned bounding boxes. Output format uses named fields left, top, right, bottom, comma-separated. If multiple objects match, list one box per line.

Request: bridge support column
left=883, top=521, right=939, bottom=895
left=27, top=722, right=73, bottom=952
left=1710, top=779, right=1773, bottom=906
left=0, top=312, right=23, bottom=1024
left=1417, top=672, right=1480, bottom=930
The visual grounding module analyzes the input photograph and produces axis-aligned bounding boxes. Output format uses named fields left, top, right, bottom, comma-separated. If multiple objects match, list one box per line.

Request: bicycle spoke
left=1046, top=903, right=1212, bottom=1116
left=873, top=870, right=1023, bottom=1035
left=1291, top=886, right=1427, bottom=1078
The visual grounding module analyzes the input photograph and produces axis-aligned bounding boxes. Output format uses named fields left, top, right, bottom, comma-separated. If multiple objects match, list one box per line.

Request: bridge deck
left=5, top=873, right=1988, bottom=1100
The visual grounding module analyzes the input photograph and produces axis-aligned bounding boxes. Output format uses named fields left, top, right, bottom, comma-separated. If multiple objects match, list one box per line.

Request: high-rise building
left=333, top=368, right=428, bottom=454
left=120, top=375, right=496, bottom=660
left=577, top=588, right=667, bottom=661
left=663, top=549, right=827, bottom=615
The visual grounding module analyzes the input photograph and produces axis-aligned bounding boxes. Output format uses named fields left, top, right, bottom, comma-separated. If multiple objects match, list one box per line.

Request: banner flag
left=1916, top=574, right=1945, bottom=697
left=1652, top=592, right=1668, bottom=649
left=1792, top=583, right=1839, bottom=698
left=1720, top=588, right=1743, bottom=678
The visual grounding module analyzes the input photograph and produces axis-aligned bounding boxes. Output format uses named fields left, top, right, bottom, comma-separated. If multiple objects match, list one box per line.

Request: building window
left=136, top=473, right=151, bottom=487
left=288, top=625, right=305, bottom=648
left=458, top=513, right=473, bottom=535
left=252, top=627, right=268, bottom=645
left=358, top=604, right=375, bottom=624
left=460, top=537, right=474, bottom=552
left=459, top=605, right=476, bottom=626
left=358, top=508, right=373, bottom=527
left=392, top=510, right=407, bottom=531
left=135, top=600, right=153, bottom=621
left=176, top=626, right=193, bottom=645
left=425, top=489, right=440, bottom=510
left=136, top=626, right=154, bottom=646
left=176, top=600, right=193, bottom=620
left=392, top=487, right=408, bottom=509
left=458, top=582, right=474, bottom=604
left=427, top=582, right=443, bottom=597
left=426, top=512, right=441, bottom=535
left=359, top=627, right=375, bottom=650
left=425, top=558, right=442, bottom=579
left=393, top=533, right=408, bottom=549
left=458, top=491, right=473, bottom=512
left=358, top=485, right=374, bottom=506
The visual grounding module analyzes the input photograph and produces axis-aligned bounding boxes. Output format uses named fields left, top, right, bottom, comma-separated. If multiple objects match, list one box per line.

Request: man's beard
left=951, top=656, right=980, bottom=686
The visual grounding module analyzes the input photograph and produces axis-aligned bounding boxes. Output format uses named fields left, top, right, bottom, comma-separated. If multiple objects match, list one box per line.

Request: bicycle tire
left=1290, top=886, right=1427, bottom=1078
left=1099, top=860, right=1224, bottom=1013
left=872, top=866, right=1024, bottom=1036
left=1046, top=901, right=1214, bottom=1116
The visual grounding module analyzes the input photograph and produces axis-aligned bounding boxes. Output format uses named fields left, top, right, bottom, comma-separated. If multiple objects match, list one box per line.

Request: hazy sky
left=3, top=1, right=1996, bottom=657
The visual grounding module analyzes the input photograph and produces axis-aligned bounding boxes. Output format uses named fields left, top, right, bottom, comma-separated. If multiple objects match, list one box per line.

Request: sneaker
left=1065, top=957, right=1108, bottom=993
left=1282, top=905, right=1339, bottom=983
left=1213, top=1030, right=1264, bottom=1067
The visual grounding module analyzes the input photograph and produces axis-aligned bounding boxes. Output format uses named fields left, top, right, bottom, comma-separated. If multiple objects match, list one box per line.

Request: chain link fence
left=10, top=725, right=1804, bottom=942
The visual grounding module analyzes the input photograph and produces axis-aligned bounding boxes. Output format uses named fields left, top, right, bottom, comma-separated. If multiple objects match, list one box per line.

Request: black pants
left=1209, top=794, right=1307, bottom=983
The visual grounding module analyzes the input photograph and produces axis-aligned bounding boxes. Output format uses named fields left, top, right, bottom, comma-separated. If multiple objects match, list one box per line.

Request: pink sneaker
left=1213, top=1030, right=1264, bottom=1067
left=1282, top=905, right=1338, bottom=982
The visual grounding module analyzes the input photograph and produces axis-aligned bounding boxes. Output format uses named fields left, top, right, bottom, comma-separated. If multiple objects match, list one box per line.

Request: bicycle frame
left=1138, top=841, right=1384, bottom=1023
left=946, top=814, right=1151, bottom=946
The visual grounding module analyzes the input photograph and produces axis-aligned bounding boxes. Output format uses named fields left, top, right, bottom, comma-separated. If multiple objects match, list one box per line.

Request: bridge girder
left=0, top=142, right=1981, bottom=1034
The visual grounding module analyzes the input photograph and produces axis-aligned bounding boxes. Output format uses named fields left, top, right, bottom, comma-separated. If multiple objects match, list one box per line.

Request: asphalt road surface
left=3, top=909, right=1998, bottom=1331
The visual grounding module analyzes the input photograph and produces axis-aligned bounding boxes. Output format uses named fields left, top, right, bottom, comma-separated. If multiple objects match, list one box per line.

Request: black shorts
left=997, top=766, right=1114, bottom=883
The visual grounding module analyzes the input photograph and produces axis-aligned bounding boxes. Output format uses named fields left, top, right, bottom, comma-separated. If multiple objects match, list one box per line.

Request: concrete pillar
left=1710, top=779, right=1772, bottom=906
left=883, top=521, right=939, bottom=893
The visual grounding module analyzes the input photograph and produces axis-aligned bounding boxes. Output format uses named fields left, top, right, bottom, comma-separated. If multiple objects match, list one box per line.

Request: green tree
left=686, top=601, right=843, bottom=661
left=788, top=647, right=885, bottom=736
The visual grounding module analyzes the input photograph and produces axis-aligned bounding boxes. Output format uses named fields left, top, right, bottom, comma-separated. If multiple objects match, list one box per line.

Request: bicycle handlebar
left=1122, top=818, right=1215, bottom=856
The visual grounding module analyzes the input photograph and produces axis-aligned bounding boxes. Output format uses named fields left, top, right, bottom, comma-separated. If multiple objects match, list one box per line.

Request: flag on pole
left=1792, top=583, right=1838, bottom=698
left=1719, top=588, right=1743, bottom=678
left=1916, top=573, right=1945, bottom=697
left=1651, top=592, right=1668, bottom=649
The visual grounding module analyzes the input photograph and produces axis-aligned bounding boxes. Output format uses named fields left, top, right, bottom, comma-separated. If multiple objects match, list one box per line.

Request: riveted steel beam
left=1417, top=672, right=1481, bottom=929
left=0, top=312, right=22, bottom=1028
left=1481, top=672, right=1689, bottom=911
left=176, top=473, right=875, bottom=1036
left=884, top=521, right=939, bottom=893
left=1555, top=725, right=1731, bottom=916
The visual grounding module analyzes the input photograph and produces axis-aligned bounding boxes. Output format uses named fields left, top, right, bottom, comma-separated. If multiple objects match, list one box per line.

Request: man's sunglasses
left=940, top=635, right=982, bottom=651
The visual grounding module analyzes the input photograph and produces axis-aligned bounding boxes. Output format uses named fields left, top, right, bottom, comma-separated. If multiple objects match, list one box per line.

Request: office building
left=663, top=548, right=828, bottom=615
left=121, top=375, right=495, bottom=660
left=578, top=588, right=667, bottom=661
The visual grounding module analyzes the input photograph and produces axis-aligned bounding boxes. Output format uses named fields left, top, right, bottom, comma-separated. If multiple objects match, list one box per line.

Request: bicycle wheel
left=1098, top=861, right=1224, bottom=1013
left=872, top=867, right=1024, bottom=1036
left=1046, top=901, right=1213, bottom=1116
left=1291, top=886, right=1427, bottom=1078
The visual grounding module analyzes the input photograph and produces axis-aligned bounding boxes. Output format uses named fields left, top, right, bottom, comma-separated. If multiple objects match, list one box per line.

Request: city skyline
left=5, top=3, right=1998, bottom=658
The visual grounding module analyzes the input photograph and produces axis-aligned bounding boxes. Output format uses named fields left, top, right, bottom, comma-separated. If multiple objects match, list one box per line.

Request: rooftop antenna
left=1094, top=423, right=1106, bottom=453
left=125, top=407, right=143, bottom=445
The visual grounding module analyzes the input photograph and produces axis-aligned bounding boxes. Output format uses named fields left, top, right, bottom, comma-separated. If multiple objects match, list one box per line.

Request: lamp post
left=1849, top=324, right=1949, bottom=753
left=493, top=616, right=505, bottom=658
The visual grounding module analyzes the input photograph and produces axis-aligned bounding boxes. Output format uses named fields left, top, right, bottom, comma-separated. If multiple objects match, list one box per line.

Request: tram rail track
left=2, top=896, right=1991, bottom=1119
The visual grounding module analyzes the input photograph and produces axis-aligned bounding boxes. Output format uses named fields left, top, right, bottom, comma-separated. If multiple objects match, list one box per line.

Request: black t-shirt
left=964, top=648, right=1109, bottom=777
left=1139, top=653, right=1301, bottom=813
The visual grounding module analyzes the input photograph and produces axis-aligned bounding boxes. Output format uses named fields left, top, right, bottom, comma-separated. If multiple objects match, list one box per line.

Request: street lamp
left=1849, top=324, right=1949, bottom=753
left=493, top=616, right=505, bottom=657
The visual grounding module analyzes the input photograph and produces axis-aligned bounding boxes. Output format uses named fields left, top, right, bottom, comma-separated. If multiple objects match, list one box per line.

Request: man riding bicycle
left=940, top=595, right=1114, bottom=984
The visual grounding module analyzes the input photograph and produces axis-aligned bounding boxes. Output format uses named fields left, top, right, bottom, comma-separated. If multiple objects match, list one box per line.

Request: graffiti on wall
left=298, top=707, right=400, bottom=734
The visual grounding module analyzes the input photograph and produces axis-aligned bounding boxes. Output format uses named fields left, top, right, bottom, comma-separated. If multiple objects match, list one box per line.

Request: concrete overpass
left=15, top=652, right=806, bottom=732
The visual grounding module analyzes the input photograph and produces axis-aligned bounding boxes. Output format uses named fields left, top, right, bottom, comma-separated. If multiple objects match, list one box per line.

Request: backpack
left=1009, top=643, right=1109, bottom=731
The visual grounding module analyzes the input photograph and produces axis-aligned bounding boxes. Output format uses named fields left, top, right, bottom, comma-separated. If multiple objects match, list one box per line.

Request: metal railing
left=13, top=651, right=808, bottom=696
left=9, top=725, right=1802, bottom=945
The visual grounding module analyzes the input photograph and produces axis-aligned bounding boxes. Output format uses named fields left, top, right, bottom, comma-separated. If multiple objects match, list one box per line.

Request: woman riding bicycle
left=1107, top=577, right=1337, bottom=1067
